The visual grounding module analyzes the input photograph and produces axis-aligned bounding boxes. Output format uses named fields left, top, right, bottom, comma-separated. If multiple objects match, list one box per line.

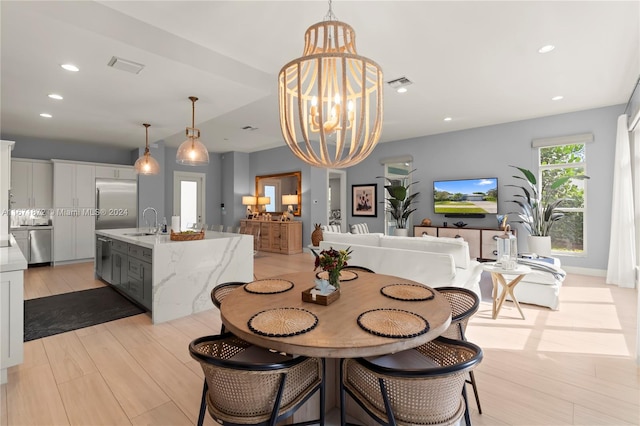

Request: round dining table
left=220, top=270, right=452, bottom=358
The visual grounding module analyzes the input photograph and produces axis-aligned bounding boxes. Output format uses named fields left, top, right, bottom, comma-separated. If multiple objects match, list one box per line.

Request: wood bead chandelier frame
left=278, top=2, right=383, bottom=169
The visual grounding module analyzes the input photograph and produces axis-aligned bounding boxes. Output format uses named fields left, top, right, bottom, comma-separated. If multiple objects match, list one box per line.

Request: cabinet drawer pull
left=492, top=235, right=499, bottom=241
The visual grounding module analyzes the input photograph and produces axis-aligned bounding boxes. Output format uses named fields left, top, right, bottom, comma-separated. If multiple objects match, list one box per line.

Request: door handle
left=96, top=189, right=100, bottom=221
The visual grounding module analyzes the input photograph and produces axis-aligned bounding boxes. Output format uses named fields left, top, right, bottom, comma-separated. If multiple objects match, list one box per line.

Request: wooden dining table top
left=220, top=271, right=452, bottom=358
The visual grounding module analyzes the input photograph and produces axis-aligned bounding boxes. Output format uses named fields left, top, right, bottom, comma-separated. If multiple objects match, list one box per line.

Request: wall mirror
left=255, top=171, right=301, bottom=216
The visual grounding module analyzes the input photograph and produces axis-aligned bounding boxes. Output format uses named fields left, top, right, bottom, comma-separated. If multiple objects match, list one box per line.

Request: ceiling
left=1, top=1, right=638, bottom=154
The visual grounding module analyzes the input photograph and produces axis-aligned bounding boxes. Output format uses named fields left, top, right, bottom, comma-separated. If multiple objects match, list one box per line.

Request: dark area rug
left=24, top=286, right=145, bottom=341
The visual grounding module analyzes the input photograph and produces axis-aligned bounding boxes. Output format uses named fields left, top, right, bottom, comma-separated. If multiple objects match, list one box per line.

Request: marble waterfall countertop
left=95, top=228, right=239, bottom=249
left=95, top=228, right=254, bottom=323
left=0, top=235, right=28, bottom=272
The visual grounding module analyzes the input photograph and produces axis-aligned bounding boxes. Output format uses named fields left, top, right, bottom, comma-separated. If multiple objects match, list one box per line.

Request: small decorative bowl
left=453, top=221, right=467, bottom=228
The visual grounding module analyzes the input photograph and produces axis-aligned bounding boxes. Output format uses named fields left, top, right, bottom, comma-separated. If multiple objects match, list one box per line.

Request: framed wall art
left=352, top=184, right=377, bottom=217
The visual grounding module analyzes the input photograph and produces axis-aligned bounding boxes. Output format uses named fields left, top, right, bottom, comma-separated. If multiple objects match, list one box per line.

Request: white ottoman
left=503, top=257, right=565, bottom=310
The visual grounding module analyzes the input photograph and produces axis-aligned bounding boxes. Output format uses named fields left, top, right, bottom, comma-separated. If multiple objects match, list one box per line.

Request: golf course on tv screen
left=433, top=178, right=498, bottom=215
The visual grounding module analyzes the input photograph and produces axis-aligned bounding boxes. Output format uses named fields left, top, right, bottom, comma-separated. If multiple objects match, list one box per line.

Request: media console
left=414, top=225, right=516, bottom=261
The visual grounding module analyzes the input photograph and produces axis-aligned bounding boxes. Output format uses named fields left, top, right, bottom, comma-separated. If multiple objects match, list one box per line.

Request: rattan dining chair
left=190, top=333, right=325, bottom=426
left=340, top=336, right=482, bottom=426
left=435, top=286, right=482, bottom=424
left=211, top=282, right=246, bottom=333
left=342, top=265, right=375, bottom=273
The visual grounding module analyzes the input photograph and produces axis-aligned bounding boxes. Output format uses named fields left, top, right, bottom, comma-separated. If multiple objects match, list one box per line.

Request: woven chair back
left=190, top=334, right=323, bottom=425
left=211, top=282, right=246, bottom=309
left=435, top=287, right=479, bottom=340
left=343, top=337, right=482, bottom=425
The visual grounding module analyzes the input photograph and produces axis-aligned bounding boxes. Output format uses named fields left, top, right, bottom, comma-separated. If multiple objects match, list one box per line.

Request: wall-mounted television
left=433, top=177, right=498, bottom=217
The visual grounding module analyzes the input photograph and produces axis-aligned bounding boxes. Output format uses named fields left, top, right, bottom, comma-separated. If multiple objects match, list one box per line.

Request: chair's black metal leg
left=320, top=359, right=326, bottom=426
left=462, top=383, right=471, bottom=426
left=198, top=380, right=208, bottom=426
left=339, top=360, right=346, bottom=426
left=469, top=370, right=482, bottom=414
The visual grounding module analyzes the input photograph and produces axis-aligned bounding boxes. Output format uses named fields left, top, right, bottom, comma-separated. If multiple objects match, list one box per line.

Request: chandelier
left=134, top=123, right=160, bottom=175
left=278, top=1, right=383, bottom=169
left=176, top=96, right=210, bottom=166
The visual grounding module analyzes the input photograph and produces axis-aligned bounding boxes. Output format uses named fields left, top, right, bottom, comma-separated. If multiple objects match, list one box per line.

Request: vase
left=328, top=269, right=341, bottom=289
left=394, top=228, right=409, bottom=237
left=311, top=223, right=323, bottom=246
left=528, top=235, right=551, bottom=257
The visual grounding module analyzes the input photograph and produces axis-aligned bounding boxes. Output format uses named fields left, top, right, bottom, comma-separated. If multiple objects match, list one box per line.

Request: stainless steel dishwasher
left=96, top=236, right=113, bottom=284
left=28, top=228, right=52, bottom=264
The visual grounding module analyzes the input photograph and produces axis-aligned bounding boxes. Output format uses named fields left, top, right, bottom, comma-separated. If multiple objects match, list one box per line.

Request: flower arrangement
left=314, top=246, right=352, bottom=289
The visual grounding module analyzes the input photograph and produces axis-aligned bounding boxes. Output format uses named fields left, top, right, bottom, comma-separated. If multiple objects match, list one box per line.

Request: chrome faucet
left=143, top=207, right=158, bottom=234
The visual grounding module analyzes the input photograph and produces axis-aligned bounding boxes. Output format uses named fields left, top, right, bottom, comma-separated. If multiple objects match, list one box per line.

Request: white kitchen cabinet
left=53, top=213, right=95, bottom=262
left=52, top=160, right=96, bottom=263
left=53, top=162, right=95, bottom=208
left=95, top=165, right=136, bottom=180
left=11, top=159, right=53, bottom=209
left=1, top=270, right=24, bottom=384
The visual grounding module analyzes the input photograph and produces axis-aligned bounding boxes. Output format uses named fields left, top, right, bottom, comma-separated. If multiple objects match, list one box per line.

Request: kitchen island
left=95, top=228, right=253, bottom=323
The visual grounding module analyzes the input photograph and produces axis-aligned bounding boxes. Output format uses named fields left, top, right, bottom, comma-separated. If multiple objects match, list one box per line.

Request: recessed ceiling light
left=61, top=64, right=79, bottom=72
left=40, top=113, right=52, bottom=118
left=552, top=95, right=564, bottom=101
left=444, top=117, right=452, bottom=122
left=396, top=87, right=408, bottom=94
left=48, top=94, right=63, bottom=100
left=538, top=45, right=555, bottom=54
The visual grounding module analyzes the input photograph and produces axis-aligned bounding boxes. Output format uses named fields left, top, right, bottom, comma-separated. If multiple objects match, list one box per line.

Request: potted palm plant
left=379, top=170, right=420, bottom=236
left=507, top=165, right=589, bottom=256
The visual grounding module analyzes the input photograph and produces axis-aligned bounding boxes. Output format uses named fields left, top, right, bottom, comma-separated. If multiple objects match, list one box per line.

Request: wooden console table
left=413, top=225, right=515, bottom=260
left=240, top=220, right=302, bottom=254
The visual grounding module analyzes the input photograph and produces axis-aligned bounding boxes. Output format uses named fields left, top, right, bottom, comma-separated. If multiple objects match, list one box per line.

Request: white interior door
left=173, top=172, right=206, bottom=231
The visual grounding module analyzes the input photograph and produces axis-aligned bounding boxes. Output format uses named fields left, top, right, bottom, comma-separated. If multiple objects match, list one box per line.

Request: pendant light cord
left=189, top=96, right=198, bottom=129
left=323, top=0, right=337, bottom=21
left=143, top=123, right=150, bottom=155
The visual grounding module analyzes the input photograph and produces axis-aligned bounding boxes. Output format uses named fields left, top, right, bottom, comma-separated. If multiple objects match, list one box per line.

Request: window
left=539, top=143, right=587, bottom=254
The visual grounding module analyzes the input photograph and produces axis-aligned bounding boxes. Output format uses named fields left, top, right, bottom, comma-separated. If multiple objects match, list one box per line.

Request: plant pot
left=394, top=228, right=409, bottom=237
left=528, top=235, right=551, bottom=257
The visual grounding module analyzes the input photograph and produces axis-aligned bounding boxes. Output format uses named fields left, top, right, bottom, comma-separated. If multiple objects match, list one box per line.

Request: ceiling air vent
left=107, top=56, right=145, bottom=74
left=386, top=76, right=413, bottom=89
left=242, top=125, right=259, bottom=131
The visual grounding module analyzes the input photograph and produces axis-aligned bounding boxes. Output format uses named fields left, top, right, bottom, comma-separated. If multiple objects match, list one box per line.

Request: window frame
left=537, top=143, right=587, bottom=256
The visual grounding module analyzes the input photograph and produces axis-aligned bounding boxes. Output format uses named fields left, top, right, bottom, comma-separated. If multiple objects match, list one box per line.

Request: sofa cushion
left=322, top=232, right=382, bottom=247
left=379, top=235, right=471, bottom=269
left=319, top=241, right=456, bottom=286
left=322, top=224, right=342, bottom=233
left=350, top=223, right=370, bottom=234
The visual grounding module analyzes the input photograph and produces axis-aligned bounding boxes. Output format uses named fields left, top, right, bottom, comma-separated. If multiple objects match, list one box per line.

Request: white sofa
left=320, top=233, right=483, bottom=297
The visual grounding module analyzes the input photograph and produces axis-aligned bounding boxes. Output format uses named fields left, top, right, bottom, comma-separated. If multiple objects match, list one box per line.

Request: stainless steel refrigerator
left=95, top=178, right=137, bottom=230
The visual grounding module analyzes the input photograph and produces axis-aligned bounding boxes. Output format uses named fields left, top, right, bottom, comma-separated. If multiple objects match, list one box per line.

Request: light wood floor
left=2, top=253, right=638, bottom=425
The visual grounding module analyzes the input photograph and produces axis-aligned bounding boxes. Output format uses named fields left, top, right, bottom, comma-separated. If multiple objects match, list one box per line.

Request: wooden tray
left=301, top=287, right=340, bottom=306
left=170, top=230, right=205, bottom=241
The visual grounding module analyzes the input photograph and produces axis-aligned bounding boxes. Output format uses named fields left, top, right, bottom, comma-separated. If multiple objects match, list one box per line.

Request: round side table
left=481, top=263, right=532, bottom=319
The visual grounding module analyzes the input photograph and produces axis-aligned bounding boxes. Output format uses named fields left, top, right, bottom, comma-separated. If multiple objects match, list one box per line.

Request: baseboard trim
left=563, top=266, right=606, bottom=277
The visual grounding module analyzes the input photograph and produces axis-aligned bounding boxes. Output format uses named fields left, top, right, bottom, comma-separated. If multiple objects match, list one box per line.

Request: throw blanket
left=517, top=258, right=566, bottom=280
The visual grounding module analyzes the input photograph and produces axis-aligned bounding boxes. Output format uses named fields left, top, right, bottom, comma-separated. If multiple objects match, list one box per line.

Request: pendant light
left=278, top=0, right=383, bottom=168
left=134, top=123, right=160, bottom=175
left=176, top=96, right=210, bottom=166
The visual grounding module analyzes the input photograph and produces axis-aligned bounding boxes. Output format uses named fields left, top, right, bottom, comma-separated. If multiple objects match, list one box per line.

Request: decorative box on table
left=302, top=287, right=340, bottom=306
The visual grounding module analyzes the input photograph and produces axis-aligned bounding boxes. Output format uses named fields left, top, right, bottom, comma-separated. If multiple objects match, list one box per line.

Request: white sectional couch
left=319, top=233, right=483, bottom=297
